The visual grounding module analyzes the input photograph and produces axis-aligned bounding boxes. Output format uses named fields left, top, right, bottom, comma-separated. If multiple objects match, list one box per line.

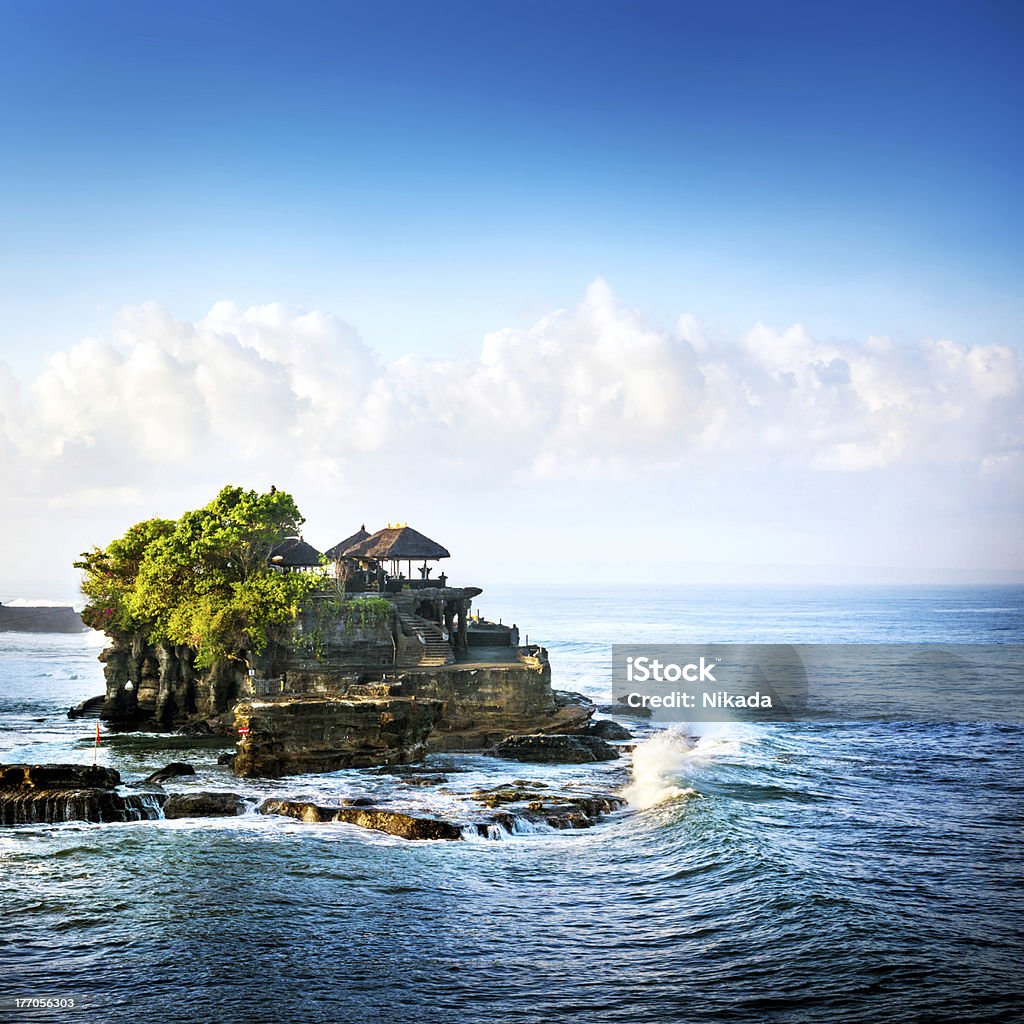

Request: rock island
left=81, top=487, right=598, bottom=778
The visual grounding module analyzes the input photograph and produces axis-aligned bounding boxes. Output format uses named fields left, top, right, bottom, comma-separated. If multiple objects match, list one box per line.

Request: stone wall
left=247, top=597, right=398, bottom=686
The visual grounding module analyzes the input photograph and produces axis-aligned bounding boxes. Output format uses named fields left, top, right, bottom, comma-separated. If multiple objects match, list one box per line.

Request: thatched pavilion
left=324, top=525, right=370, bottom=561
left=343, top=525, right=450, bottom=585
left=269, top=536, right=324, bottom=573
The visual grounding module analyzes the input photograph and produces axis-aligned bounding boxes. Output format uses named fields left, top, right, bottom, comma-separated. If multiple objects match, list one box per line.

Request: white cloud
left=0, top=279, right=1021, bottom=524
left=4, top=280, right=1019, bottom=487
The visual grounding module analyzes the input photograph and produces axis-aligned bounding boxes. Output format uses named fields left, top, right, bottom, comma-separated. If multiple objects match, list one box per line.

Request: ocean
left=1, top=585, right=1022, bottom=1023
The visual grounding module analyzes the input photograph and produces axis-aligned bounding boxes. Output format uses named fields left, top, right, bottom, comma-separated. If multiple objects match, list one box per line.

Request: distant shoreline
left=0, top=603, right=86, bottom=634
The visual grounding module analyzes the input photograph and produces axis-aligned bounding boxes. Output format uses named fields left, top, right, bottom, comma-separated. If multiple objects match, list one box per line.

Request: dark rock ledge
left=142, top=762, right=196, bottom=785
left=259, top=799, right=464, bottom=840
left=0, top=764, right=164, bottom=825
left=67, top=694, right=106, bottom=719
left=470, top=783, right=628, bottom=831
left=492, top=733, right=622, bottom=763
left=586, top=719, right=634, bottom=741
left=233, top=695, right=444, bottom=777
left=259, top=782, right=628, bottom=841
left=1, top=763, right=630, bottom=838
left=163, top=791, right=248, bottom=818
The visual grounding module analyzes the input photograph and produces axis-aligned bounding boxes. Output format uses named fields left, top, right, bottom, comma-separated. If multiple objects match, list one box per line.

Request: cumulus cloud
left=2, top=279, right=1021, bottom=511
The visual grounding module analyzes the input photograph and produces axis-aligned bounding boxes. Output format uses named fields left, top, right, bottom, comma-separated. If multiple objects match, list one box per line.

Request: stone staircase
left=397, top=612, right=454, bottom=667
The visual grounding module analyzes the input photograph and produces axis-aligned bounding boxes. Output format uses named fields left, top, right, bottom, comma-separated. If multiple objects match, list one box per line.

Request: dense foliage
left=75, top=486, right=321, bottom=667
left=344, top=597, right=393, bottom=628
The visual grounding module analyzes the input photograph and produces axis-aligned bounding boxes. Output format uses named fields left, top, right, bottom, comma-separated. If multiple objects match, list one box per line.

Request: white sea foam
left=621, top=723, right=741, bottom=809
left=459, top=822, right=511, bottom=842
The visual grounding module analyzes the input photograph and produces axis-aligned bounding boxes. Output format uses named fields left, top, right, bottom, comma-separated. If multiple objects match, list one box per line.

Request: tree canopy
left=75, top=485, right=321, bottom=667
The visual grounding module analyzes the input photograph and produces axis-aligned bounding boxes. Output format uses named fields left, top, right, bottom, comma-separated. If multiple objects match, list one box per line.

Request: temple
left=98, top=519, right=590, bottom=776
left=266, top=523, right=513, bottom=663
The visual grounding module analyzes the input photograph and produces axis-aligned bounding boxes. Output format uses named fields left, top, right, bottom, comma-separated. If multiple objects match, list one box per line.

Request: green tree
left=75, top=517, right=175, bottom=633
left=75, top=485, right=321, bottom=668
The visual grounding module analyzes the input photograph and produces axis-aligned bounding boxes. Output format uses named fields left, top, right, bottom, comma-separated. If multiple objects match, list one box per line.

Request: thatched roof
left=324, top=525, right=371, bottom=560
left=344, top=526, right=450, bottom=561
left=269, top=536, right=323, bottom=567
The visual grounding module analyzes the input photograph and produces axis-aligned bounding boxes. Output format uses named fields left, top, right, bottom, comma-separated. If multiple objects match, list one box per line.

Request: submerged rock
left=259, top=798, right=463, bottom=840
left=178, top=716, right=234, bottom=736
left=470, top=783, right=627, bottom=831
left=597, top=703, right=652, bottom=719
left=529, top=793, right=627, bottom=822
left=587, top=720, right=634, bottom=741
left=258, top=780, right=628, bottom=840
left=233, top=695, right=443, bottom=777
left=397, top=774, right=450, bottom=786
left=0, top=763, right=165, bottom=826
left=378, top=760, right=467, bottom=776
left=471, top=784, right=550, bottom=807
left=493, top=734, right=620, bottom=763
left=163, top=791, right=248, bottom=818
left=143, top=762, right=196, bottom=785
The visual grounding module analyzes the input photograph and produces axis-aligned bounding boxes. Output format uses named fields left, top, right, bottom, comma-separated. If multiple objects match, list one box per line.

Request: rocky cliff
left=232, top=693, right=443, bottom=777
left=394, top=650, right=593, bottom=750
left=95, top=594, right=594, bottom=773
left=96, top=598, right=409, bottom=729
left=99, top=634, right=245, bottom=730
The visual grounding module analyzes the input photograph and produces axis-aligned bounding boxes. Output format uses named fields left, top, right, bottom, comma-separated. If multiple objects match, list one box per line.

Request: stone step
left=397, top=612, right=454, bottom=667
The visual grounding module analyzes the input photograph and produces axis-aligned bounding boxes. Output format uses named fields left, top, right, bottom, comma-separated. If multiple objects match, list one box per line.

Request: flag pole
left=94, top=720, right=101, bottom=766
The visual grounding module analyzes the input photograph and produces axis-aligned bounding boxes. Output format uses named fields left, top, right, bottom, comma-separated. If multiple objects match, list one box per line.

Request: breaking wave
left=621, top=724, right=743, bottom=809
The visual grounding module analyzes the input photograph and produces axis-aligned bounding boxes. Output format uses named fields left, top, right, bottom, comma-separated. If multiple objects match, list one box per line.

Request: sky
left=0, top=0, right=1021, bottom=600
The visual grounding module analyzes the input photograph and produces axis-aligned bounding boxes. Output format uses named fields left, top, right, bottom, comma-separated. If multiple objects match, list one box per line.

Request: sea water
left=1, top=586, right=1022, bottom=1023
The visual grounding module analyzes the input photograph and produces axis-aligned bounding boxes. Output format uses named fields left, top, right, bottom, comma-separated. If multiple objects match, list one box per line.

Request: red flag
left=95, top=721, right=101, bottom=747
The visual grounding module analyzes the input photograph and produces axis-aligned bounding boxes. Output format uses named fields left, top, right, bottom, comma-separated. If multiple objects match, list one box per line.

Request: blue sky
left=0, top=1, right=1021, bottom=595
left=1, top=1, right=1021, bottom=370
